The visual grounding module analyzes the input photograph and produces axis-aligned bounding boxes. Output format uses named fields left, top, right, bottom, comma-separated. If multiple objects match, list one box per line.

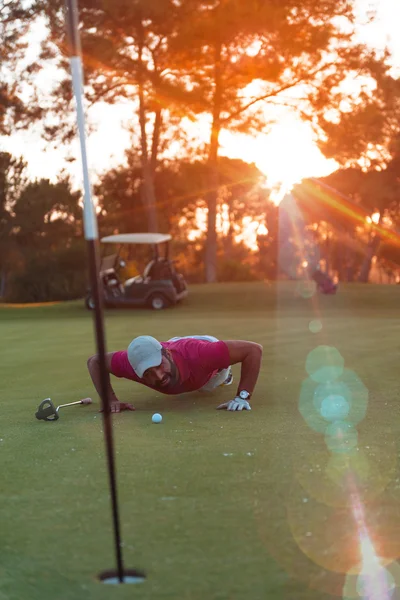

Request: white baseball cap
left=127, top=335, right=162, bottom=378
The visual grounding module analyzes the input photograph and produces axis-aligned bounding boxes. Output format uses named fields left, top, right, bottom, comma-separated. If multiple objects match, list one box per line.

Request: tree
left=256, top=202, right=279, bottom=280
left=293, top=163, right=400, bottom=283
left=301, top=43, right=400, bottom=282
left=13, top=178, right=82, bottom=249
left=7, top=178, right=86, bottom=302
left=0, top=1, right=43, bottom=134
left=317, top=161, right=400, bottom=282
left=315, top=56, right=400, bottom=169
left=95, top=152, right=270, bottom=280
left=95, top=148, right=191, bottom=237
left=171, top=0, right=388, bottom=281
left=40, top=0, right=204, bottom=232
left=0, top=152, right=28, bottom=296
left=96, top=150, right=266, bottom=236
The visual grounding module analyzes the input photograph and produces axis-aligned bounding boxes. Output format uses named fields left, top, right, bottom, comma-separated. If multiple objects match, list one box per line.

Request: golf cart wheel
left=148, top=294, right=168, bottom=310
left=85, top=295, right=95, bottom=310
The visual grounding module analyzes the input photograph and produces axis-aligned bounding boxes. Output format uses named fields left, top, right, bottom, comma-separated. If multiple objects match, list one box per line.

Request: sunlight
left=219, top=116, right=338, bottom=202
left=236, top=219, right=269, bottom=251
left=371, top=212, right=380, bottom=224
left=3, top=0, right=400, bottom=227
left=366, top=213, right=381, bottom=225
left=186, top=207, right=268, bottom=251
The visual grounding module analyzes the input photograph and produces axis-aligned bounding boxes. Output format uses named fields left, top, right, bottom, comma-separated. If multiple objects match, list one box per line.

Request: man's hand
left=217, top=397, right=252, bottom=411
left=99, top=400, right=135, bottom=413
left=111, top=401, right=135, bottom=413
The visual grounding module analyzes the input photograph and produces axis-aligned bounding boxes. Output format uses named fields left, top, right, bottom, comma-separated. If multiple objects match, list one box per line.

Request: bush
left=217, top=258, right=258, bottom=282
left=6, top=242, right=87, bottom=303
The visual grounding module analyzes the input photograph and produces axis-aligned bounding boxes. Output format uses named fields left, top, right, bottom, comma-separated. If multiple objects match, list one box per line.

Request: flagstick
left=64, top=0, right=124, bottom=582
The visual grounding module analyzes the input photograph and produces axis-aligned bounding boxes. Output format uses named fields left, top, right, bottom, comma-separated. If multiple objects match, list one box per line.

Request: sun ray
left=294, top=179, right=400, bottom=249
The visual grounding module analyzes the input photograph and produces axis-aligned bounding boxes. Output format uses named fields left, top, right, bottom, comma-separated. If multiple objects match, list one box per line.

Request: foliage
left=0, top=152, right=28, bottom=280
left=96, top=152, right=267, bottom=235
left=316, top=56, right=400, bottom=167
left=40, top=0, right=200, bottom=231
left=0, top=1, right=44, bottom=134
left=3, top=175, right=85, bottom=302
left=217, top=257, right=257, bottom=283
left=171, top=0, right=390, bottom=281
left=36, top=0, right=393, bottom=280
left=6, top=242, right=87, bottom=303
left=292, top=156, right=400, bottom=283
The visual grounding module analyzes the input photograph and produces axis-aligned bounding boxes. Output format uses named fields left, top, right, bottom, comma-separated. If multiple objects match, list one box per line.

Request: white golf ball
left=152, top=413, right=162, bottom=424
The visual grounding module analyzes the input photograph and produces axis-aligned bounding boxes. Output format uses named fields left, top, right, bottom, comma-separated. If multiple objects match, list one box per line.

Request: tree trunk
left=137, top=21, right=158, bottom=233
left=224, top=218, right=234, bottom=260
left=205, top=40, right=223, bottom=283
left=150, top=104, right=162, bottom=177
left=358, top=231, right=381, bottom=283
left=0, top=269, right=6, bottom=298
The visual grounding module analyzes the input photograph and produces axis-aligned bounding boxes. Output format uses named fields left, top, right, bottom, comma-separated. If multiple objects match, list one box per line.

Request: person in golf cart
left=85, top=335, right=263, bottom=413
left=311, top=265, right=338, bottom=294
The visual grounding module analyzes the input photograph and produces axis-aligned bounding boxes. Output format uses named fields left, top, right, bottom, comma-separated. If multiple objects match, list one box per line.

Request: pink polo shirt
left=110, top=338, right=230, bottom=395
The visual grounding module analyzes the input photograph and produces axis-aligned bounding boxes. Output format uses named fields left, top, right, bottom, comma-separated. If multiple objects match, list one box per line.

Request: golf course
left=1, top=281, right=399, bottom=600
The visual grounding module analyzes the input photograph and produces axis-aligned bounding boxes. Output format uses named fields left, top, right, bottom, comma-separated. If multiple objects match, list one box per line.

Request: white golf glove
left=217, top=397, right=252, bottom=411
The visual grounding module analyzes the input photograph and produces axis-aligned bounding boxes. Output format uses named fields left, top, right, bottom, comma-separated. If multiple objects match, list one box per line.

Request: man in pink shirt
left=86, top=334, right=263, bottom=413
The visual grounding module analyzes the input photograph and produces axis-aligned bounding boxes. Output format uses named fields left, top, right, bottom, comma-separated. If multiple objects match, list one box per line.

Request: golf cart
left=85, top=233, right=188, bottom=310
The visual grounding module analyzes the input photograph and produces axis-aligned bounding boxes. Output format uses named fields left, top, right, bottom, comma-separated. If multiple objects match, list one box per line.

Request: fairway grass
left=1, top=282, right=399, bottom=600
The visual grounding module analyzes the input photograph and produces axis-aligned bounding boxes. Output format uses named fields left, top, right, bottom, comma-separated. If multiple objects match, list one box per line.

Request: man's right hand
left=112, top=401, right=135, bottom=413
left=99, top=400, right=135, bottom=413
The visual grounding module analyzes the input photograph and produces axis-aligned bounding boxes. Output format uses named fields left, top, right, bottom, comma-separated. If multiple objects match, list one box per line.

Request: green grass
left=1, top=282, right=400, bottom=600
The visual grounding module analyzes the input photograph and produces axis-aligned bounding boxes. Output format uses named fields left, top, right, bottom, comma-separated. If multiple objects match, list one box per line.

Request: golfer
left=85, top=335, right=263, bottom=413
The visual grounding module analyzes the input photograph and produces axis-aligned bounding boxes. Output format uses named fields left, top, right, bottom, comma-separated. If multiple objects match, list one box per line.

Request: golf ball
left=152, top=413, right=162, bottom=424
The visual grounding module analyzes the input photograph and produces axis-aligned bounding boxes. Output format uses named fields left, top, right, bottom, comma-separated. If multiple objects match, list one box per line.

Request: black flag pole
left=63, top=0, right=128, bottom=583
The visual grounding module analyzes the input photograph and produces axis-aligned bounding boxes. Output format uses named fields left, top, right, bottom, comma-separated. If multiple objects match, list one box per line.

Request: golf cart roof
left=101, top=233, right=172, bottom=245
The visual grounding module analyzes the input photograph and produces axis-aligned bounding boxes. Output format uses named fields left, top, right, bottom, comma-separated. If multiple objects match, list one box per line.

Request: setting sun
left=219, top=115, right=339, bottom=198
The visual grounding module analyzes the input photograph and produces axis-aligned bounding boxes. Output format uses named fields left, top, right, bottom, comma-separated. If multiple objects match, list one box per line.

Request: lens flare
left=306, top=346, right=345, bottom=383
left=286, top=479, right=360, bottom=573
left=299, top=371, right=368, bottom=434
left=296, top=280, right=317, bottom=298
left=320, top=395, right=350, bottom=421
left=309, top=319, right=323, bottom=333
left=325, top=421, right=358, bottom=454
left=342, top=478, right=400, bottom=599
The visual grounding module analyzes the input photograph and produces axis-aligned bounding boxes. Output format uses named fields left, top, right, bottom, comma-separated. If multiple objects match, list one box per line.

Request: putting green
left=1, top=282, right=399, bottom=600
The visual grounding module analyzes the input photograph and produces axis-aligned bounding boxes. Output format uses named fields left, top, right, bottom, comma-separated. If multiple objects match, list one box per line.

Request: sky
left=2, top=0, right=400, bottom=196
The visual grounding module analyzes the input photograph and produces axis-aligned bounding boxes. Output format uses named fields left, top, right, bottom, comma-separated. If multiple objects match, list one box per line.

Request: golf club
left=35, top=397, right=92, bottom=421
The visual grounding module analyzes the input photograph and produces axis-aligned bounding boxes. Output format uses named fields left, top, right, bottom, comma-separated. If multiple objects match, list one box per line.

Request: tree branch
left=221, top=62, right=337, bottom=125
left=86, top=80, right=133, bottom=107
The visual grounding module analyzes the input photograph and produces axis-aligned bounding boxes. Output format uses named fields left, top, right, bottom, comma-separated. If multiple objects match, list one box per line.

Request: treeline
left=0, top=152, right=278, bottom=302
left=2, top=146, right=400, bottom=302
left=1, top=0, right=400, bottom=301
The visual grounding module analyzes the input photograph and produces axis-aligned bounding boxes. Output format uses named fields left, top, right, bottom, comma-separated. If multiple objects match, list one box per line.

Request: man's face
left=142, top=351, right=178, bottom=388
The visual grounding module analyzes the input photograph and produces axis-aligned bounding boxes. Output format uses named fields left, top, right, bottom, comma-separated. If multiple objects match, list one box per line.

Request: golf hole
left=98, top=569, right=146, bottom=584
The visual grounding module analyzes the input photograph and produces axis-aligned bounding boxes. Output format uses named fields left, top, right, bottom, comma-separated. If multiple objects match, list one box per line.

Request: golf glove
left=217, top=397, right=252, bottom=411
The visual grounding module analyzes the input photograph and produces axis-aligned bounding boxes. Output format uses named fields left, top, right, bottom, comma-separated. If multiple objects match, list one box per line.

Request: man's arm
left=217, top=340, right=263, bottom=411
left=87, top=353, right=135, bottom=413
left=224, top=340, right=263, bottom=395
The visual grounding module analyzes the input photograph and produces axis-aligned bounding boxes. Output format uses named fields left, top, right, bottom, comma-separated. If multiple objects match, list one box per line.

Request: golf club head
left=35, top=398, right=59, bottom=421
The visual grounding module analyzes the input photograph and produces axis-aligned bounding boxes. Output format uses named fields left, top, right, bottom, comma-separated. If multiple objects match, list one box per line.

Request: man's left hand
left=217, top=397, right=252, bottom=411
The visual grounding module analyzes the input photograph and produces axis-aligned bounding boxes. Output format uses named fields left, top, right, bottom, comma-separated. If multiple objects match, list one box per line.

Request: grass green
left=1, top=282, right=399, bottom=600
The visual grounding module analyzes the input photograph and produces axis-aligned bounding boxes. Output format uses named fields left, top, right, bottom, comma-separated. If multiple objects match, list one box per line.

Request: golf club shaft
left=57, top=400, right=85, bottom=409
left=64, top=0, right=124, bottom=583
